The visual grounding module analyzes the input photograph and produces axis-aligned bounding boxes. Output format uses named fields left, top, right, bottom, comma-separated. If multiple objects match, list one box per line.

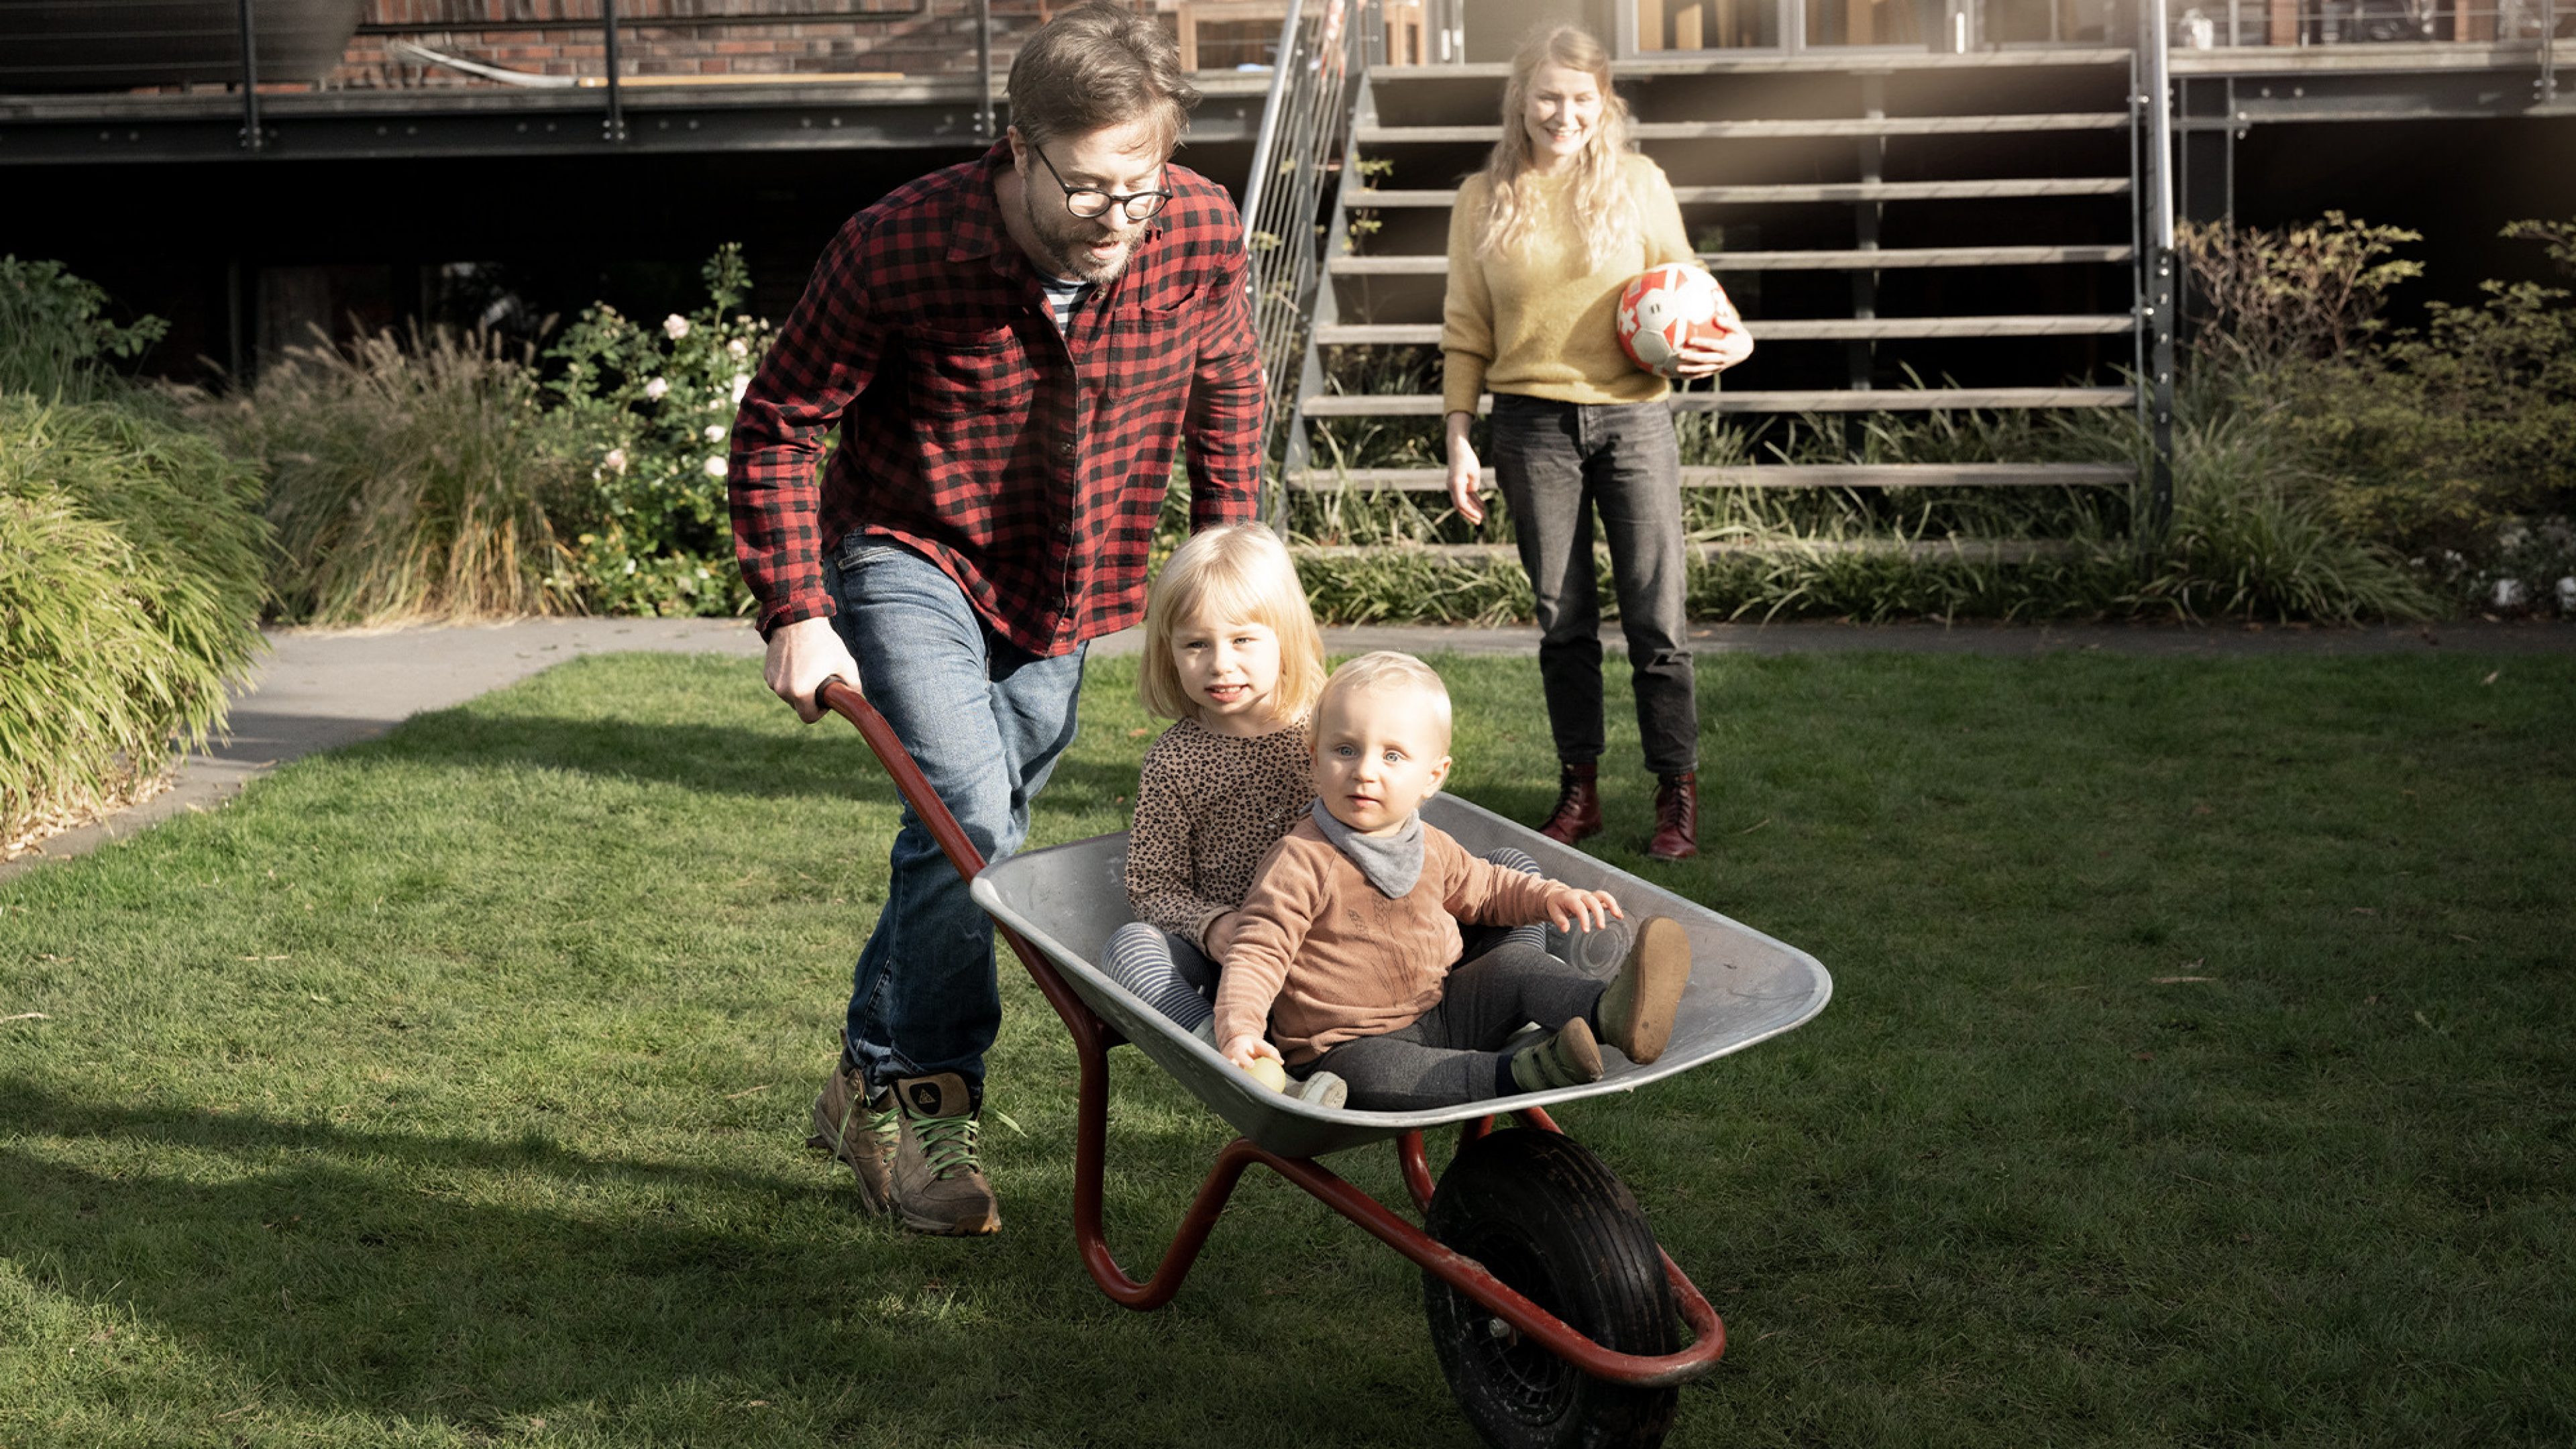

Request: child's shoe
left=1295, top=1071, right=1349, bottom=1110
left=1509, top=1017, right=1605, bottom=1092
left=1597, top=916, right=1691, bottom=1064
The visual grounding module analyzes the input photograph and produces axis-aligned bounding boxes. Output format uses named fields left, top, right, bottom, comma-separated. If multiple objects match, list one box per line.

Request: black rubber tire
left=1421, top=1130, right=1682, bottom=1449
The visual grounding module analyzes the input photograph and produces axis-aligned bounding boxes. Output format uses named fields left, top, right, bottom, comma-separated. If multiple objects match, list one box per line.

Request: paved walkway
left=6, top=614, right=2569, bottom=880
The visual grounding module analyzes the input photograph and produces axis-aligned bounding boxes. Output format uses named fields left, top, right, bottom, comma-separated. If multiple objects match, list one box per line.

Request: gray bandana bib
left=1309, top=799, right=1424, bottom=899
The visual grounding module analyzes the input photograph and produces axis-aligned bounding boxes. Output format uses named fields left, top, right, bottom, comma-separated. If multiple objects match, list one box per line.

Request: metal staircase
left=1259, top=38, right=2165, bottom=551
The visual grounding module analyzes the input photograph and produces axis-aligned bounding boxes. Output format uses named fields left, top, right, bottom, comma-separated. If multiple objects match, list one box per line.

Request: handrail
left=1237, top=0, right=1377, bottom=521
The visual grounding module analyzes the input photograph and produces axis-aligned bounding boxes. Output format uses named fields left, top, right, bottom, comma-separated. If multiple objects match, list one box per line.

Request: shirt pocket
left=905, top=323, right=1031, bottom=418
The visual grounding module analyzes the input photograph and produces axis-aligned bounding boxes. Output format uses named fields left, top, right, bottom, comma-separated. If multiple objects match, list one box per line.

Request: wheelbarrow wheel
left=1422, top=1128, right=1681, bottom=1449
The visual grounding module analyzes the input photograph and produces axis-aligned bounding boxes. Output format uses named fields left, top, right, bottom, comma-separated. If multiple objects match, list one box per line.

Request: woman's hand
left=1444, top=410, right=1487, bottom=525
left=1222, top=1034, right=1283, bottom=1070
left=1670, top=311, right=1754, bottom=379
left=1542, top=884, right=1626, bottom=934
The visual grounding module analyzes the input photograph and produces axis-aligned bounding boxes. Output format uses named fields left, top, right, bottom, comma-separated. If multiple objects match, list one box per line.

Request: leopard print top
left=1122, top=714, right=1315, bottom=951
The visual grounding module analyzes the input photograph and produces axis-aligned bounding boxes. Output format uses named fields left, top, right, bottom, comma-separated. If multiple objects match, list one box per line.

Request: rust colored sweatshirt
left=1213, top=817, right=1560, bottom=1065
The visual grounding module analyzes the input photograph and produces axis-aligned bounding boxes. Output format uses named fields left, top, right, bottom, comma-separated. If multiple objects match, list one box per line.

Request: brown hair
left=1008, top=1, right=1201, bottom=156
left=1478, top=25, right=1637, bottom=271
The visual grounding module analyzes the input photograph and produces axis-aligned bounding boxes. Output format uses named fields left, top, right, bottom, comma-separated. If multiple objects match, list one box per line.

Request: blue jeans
left=825, top=537, right=1088, bottom=1104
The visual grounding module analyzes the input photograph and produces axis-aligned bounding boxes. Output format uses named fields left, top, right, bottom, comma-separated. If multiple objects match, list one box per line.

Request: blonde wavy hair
left=1477, top=25, right=1636, bottom=272
left=1138, top=525, right=1327, bottom=726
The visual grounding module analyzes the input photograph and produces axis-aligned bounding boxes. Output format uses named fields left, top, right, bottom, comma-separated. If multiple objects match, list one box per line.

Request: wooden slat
left=1354, top=114, right=2129, bottom=144
left=1285, top=464, right=2137, bottom=491
left=1291, top=539, right=2078, bottom=564
left=1346, top=178, right=2134, bottom=207
left=1299, top=387, right=2135, bottom=417
left=1330, top=245, right=2135, bottom=276
left=1316, top=315, right=2134, bottom=346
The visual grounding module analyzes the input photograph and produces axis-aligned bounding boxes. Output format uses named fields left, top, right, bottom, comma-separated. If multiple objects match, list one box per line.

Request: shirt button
left=1056, top=441, right=1076, bottom=460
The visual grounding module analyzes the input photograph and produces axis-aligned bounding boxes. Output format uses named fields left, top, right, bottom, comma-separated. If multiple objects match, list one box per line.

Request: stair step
left=1330, top=245, right=2135, bottom=276
left=1316, top=315, right=2135, bottom=346
left=1369, top=52, right=2133, bottom=82
left=1301, top=387, right=2136, bottom=417
left=1291, top=539, right=2080, bottom=564
left=1356, top=114, right=2129, bottom=146
left=1287, top=463, right=2136, bottom=491
left=1351, top=178, right=2133, bottom=207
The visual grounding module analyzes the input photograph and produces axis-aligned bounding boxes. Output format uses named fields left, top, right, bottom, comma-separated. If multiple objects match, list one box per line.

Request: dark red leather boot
left=1648, top=771, right=1699, bottom=861
left=1537, top=762, right=1604, bottom=845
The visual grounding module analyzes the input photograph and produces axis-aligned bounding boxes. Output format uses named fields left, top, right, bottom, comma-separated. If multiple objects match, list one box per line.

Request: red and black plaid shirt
left=729, top=144, right=1265, bottom=655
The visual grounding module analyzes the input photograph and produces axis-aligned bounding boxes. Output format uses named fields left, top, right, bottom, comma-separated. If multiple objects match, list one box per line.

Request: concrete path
left=6, top=614, right=2569, bottom=881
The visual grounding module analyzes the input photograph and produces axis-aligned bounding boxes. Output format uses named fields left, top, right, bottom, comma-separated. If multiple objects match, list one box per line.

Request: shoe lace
left=912, top=1111, right=981, bottom=1179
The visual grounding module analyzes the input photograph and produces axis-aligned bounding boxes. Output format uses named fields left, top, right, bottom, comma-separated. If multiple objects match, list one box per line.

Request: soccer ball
left=1615, top=264, right=1734, bottom=378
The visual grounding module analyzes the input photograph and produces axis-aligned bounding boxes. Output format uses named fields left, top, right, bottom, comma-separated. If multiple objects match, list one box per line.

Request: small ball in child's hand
left=1243, top=1056, right=1289, bottom=1093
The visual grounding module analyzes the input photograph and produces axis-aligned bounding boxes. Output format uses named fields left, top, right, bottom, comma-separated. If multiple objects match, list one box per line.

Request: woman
left=1440, top=25, right=1752, bottom=862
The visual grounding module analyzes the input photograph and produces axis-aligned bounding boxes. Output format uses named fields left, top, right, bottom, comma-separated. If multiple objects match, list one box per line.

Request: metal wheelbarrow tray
left=820, top=680, right=1831, bottom=1448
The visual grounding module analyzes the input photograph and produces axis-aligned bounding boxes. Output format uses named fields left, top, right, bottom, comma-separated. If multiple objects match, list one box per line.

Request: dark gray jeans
left=1302, top=942, right=1605, bottom=1111
left=1489, top=392, right=1699, bottom=776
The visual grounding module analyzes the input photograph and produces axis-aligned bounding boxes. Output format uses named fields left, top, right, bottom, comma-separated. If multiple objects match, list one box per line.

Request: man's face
left=1010, top=117, right=1168, bottom=284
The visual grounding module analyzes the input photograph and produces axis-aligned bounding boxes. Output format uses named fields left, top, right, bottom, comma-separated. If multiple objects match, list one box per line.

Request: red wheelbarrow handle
left=810, top=674, right=1726, bottom=1389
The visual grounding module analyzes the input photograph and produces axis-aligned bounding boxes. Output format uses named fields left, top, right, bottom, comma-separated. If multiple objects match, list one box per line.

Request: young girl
left=1103, top=526, right=1334, bottom=1087
left=1104, top=527, right=1540, bottom=1108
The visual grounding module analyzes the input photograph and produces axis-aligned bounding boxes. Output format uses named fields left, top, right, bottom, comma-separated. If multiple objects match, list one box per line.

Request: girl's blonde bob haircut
left=1138, top=524, right=1327, bottom=725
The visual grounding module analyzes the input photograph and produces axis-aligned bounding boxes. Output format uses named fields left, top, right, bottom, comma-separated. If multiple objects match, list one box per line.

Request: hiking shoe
left=1509, top=1016, right=1605, bottom=1093
left=889, top=1071, right=1001, bottom=1236
left=807, top=1059, right=898, bottom=1217
left=1597, top=916, right=1692, bottom=1065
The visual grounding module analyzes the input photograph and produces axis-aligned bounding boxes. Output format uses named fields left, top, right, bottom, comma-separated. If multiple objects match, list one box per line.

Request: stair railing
left=1239, top=0, right=1379, bottom=523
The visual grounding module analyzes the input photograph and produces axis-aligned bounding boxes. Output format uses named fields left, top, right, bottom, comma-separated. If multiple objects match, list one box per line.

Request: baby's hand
left=1543, top=884, right=1625, bottom=933
left=1221, top=1034, right=1282, bottom=1070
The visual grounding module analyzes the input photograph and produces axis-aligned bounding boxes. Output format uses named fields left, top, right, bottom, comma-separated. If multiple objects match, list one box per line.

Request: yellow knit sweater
left=1440, top=152, right=1699, bottom=417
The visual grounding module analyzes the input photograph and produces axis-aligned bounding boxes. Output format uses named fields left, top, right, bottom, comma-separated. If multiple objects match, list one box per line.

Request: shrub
left=2175, top=211, right=2424, bottom=364
left=0, top=394, right=268, bottom=846
left=203, top=324, right=581, bottom=625
left=546, top=247, right=769, bottom=617
left=0, top=256, right=169, bottom=401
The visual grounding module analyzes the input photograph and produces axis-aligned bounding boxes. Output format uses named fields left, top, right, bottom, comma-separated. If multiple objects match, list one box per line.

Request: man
left=727, top=1, right=1263, bottom=1236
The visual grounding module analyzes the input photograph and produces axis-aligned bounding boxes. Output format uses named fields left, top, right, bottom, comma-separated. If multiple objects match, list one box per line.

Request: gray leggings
left=1100, top=847, right=1549, bottom=1034
left=1303, top=942, right=1605, bottom=1111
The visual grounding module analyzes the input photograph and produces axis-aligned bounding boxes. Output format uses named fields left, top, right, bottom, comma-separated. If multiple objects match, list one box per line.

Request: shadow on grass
left=1, top=1072, right=1419, bottom=1437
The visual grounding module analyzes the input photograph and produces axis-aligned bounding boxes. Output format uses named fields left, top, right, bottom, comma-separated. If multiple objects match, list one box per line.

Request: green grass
left=4, top=651, right=2572, bottom=1447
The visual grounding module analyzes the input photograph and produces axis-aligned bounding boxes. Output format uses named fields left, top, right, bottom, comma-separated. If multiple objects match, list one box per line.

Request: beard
left=1022, top=188, right=1143, bottom=285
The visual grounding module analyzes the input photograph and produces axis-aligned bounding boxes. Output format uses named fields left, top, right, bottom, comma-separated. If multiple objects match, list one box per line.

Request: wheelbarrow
left=818, top=678, right=1831, bottom=1449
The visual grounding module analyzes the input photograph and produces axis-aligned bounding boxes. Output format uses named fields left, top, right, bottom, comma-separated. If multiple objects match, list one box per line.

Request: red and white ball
left=1615, top=264, right=1735, bottom=378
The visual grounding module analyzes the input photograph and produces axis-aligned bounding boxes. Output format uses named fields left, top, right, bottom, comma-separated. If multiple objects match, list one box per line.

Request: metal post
left=235, top=0, right=263, bottom=151
left=1240, top=0, right=1309, bottom=239
left=2143, top=0, right=2178, bottom=539
left=1847, top=72, right=1884, bottom=460
left=977, top=0, right=995, bottom=140
left=2542, top=0, right=2557, bottom=104
left=602, top=0, right=627, bottom=142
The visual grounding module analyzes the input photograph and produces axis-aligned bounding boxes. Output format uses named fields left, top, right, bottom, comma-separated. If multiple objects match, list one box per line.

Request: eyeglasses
left=1031, top=144, right=1173, bottom=222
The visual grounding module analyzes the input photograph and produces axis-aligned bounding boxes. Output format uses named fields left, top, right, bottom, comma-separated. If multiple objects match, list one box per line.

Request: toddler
left=1214, top=652, right=1691, bottom=1111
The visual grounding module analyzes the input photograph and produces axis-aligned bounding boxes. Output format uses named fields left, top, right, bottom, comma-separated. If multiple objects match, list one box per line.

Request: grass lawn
left=3, top=648, right=2571, bottom=1448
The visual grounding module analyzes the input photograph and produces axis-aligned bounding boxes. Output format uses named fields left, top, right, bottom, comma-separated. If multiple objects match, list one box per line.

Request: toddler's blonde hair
left=1316, top=651, right=1453, bottom=753
left=1138, top=525, right=1326, bottom=724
